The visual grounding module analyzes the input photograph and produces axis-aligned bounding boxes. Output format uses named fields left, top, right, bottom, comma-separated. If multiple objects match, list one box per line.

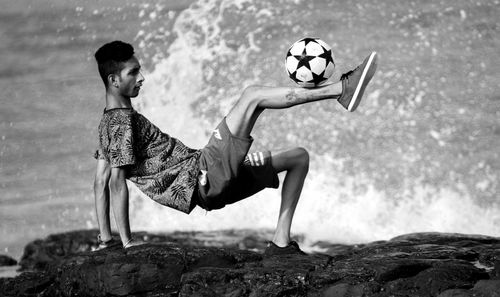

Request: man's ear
left=108, top=74, right=120, bottom=88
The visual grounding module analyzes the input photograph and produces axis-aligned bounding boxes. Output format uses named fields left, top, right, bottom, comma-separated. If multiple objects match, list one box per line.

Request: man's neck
left=105, top=92, right=132, bottom=110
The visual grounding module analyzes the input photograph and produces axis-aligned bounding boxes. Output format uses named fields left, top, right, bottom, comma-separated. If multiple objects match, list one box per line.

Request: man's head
left=94, top=41, right=144, bottom=98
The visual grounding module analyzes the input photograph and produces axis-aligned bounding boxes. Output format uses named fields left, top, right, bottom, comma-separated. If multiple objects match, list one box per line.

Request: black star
left=289, top=70, right=301, bottom=84
left=318, top=49, right=335, bottom=67
left=294, top=48, right=315, bottom=70
left=311, top=71, right=326, bottom=86
left=301, top=37, right=319, bottom=46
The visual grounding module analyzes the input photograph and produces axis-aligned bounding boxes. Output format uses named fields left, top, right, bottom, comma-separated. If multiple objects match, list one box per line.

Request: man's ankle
left=98, top=233, right=113, bottom=243
left=121, top=237, right=132, bottom=246
left=271, top=236, right=290, bottom=248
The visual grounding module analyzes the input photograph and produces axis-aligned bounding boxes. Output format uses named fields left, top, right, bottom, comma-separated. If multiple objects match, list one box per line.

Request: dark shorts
left=196, top=118, right=279, bottom=211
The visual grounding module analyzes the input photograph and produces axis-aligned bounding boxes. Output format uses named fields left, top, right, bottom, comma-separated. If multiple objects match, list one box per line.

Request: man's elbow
left=94, top=161, right=111, bottom=190
left=94, top=176, right=108, bottom=190
left=109, top=177, right=126, bottom=193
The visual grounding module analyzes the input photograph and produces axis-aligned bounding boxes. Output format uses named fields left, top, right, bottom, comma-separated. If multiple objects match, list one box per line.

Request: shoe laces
left=340, top=69, right=353, bottom=81
left=341, top=61, right=362, bottom=81
left=123, top=238, right=134, bottom=248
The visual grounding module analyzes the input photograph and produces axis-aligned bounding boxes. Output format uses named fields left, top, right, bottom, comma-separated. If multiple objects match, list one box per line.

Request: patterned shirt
left=94, top=108, right=201, bottom=213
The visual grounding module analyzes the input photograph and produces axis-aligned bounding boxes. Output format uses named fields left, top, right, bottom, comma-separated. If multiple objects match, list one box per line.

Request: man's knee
left=284, top=147, right=309, bottom=171
left=240, top=85, right=266, bottom=105
left=294, top=147, right=310, bottom=171
left=271, top=147, right=309, bottom=173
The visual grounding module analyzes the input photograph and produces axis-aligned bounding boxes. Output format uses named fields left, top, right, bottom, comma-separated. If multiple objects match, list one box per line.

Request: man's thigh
left=197, top=118, right=253, bottom=209
left=224, top=151, right=280, bottom=206
left=225, top=86, right=264, bottom=139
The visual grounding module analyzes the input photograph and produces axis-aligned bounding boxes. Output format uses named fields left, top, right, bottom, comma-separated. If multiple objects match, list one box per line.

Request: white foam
left=136, top=0, right=259, bottom=147
left=130, top=164, right=500, bottom=244
left=128, top=0, right=500, bottom=245
left=293, top=173, right=500, bottom=244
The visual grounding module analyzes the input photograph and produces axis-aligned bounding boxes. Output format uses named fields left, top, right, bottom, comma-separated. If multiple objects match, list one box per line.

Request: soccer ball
left=285, top=37, right=335, bottom=87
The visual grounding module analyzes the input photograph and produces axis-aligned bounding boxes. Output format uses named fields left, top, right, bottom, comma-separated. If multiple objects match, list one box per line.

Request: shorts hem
left=220, top=117, right=253, bottom=143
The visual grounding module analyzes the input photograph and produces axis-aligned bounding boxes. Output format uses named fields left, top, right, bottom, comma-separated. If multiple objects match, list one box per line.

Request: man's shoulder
left=105, top=107, right=136, bottom=117
left=99, top=108, right=137, bottom=126
left=98, top=108, right=162, bottom=141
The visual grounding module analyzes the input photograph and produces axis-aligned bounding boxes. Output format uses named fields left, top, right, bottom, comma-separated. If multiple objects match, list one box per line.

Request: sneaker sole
left=348, top=51, right=378, bottom=112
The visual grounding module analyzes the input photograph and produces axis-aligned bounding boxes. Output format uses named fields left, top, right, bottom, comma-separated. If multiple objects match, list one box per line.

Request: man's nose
left=139, top=72, right=145, bottom=82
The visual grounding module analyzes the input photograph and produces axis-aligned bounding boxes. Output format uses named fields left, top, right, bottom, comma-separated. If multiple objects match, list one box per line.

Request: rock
left=17, top=229, right=273, bottom=272
left=2, top=230, right=500, bottom=297
left=495, top=261, right=500, bottom=279
left=0, top=255, right=17, bottom=267
left=371, top=259, right=433, bottom=282
left=18, top=230, right=101, bottom=271
left=384, top=262, right=488, bottom=296
left=320, top=283, right=365, bottom=297
left=390, top=233, right=500, bottom=245
left=57, top=244, right=186, bottom=296
left=437, top=289, right=473, bottom=297
left=471, top=280, right=500, bottom=297
left=0, top=272, right=54, bottom=297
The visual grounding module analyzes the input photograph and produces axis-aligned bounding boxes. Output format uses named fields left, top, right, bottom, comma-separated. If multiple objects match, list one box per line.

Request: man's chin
left=130, top=90, right=140, bottom=98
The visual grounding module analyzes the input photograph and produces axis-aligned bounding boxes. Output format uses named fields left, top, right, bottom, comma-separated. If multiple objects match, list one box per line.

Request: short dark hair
left=94, top=40, right=135, bottom=88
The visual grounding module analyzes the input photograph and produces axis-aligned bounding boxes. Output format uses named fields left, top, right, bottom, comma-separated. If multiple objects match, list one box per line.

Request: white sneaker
left=93, top=234, right=121, bottom=251
left=338, top=52, right=378, bottom=112
left=123, top=238, right=146, bottom=249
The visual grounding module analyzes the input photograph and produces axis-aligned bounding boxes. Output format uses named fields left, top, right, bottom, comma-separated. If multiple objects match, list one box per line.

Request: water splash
left=128, top=0, right=500, bottom=244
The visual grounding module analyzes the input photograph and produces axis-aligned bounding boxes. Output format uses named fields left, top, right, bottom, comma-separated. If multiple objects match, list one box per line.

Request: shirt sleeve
left=108, top=114, right=136, bottom=168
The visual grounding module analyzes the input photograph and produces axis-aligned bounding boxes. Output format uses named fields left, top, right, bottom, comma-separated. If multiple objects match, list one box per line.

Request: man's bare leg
left=226, top=51, right=378, bottom=138
left=223, top=53, right=378, bottom=248
left=226, top=82, right=342, bottom=138
left=223, top=83, right=338, bottom=247
left=270, top=148, right=309, bottom=247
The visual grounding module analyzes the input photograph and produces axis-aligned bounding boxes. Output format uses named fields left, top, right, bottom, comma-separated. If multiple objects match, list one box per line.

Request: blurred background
left=1, top=0, right=499, bottom=260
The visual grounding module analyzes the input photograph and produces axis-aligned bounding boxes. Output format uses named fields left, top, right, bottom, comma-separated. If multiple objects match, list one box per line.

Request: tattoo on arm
left=285, top=90, right=304, bottom=105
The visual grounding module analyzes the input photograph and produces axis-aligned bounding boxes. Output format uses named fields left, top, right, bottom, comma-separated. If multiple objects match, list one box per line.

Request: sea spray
left=127, top=0, right=500, bottom=244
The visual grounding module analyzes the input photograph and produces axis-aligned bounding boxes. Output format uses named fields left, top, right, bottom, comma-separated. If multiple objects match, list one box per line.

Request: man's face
left=117, top=56, right=144, bottom=98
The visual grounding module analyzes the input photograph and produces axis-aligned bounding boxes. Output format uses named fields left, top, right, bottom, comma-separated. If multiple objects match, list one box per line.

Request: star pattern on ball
left=294, top=51, right=315, bottom=70
left=295, top=38, right=320, bottom=70
left=319, top=49, right=335, bottom=68
left=311, top=71, right=326, bottom=86
left=289, top=70, right=300, bottom=83
left=301, top=37, right=319, bottom=46
left=285, top=38, right=335, bottom=87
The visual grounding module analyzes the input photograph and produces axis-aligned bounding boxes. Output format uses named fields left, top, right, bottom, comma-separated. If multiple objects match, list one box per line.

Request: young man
left=93, top=40, right=377, bottom=254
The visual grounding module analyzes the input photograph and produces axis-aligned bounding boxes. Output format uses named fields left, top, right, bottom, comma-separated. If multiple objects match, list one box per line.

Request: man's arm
left=109, top=167, right=133, bottom=246
left=93, top=159, right=112, bottom=242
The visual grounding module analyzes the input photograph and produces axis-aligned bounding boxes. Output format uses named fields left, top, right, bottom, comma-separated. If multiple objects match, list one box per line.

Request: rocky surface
left=1, top=230, right=500, bottom=296
left=0, top=255, right=17, bottom=267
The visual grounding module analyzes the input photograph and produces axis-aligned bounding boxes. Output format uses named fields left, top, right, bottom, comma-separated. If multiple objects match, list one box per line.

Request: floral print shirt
left=95, top=108, right=201, bottom=213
